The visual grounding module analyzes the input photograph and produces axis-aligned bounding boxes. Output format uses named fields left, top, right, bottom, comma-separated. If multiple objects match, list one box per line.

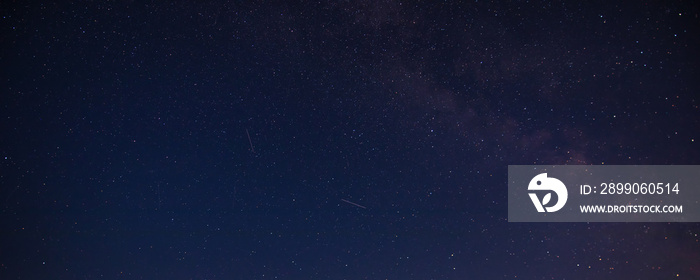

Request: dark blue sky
left=1, top=1, right=699, bottom=279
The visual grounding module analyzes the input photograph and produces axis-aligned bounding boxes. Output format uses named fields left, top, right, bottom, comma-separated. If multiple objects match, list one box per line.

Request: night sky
left=1, top=1, right=699, bottom=279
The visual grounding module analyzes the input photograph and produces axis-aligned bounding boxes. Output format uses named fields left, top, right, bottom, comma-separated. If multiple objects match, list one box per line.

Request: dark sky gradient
left=1, top=1, right=699, bottom=279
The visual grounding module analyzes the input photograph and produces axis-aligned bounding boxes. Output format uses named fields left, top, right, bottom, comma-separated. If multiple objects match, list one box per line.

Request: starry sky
left=1, top=1, right=699, bottom=279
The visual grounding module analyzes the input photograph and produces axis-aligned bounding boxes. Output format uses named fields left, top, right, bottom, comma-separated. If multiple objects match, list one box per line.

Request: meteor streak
left=341, top=199, right=366, bottom=209
left=246, top=128, right=255, bottom=153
